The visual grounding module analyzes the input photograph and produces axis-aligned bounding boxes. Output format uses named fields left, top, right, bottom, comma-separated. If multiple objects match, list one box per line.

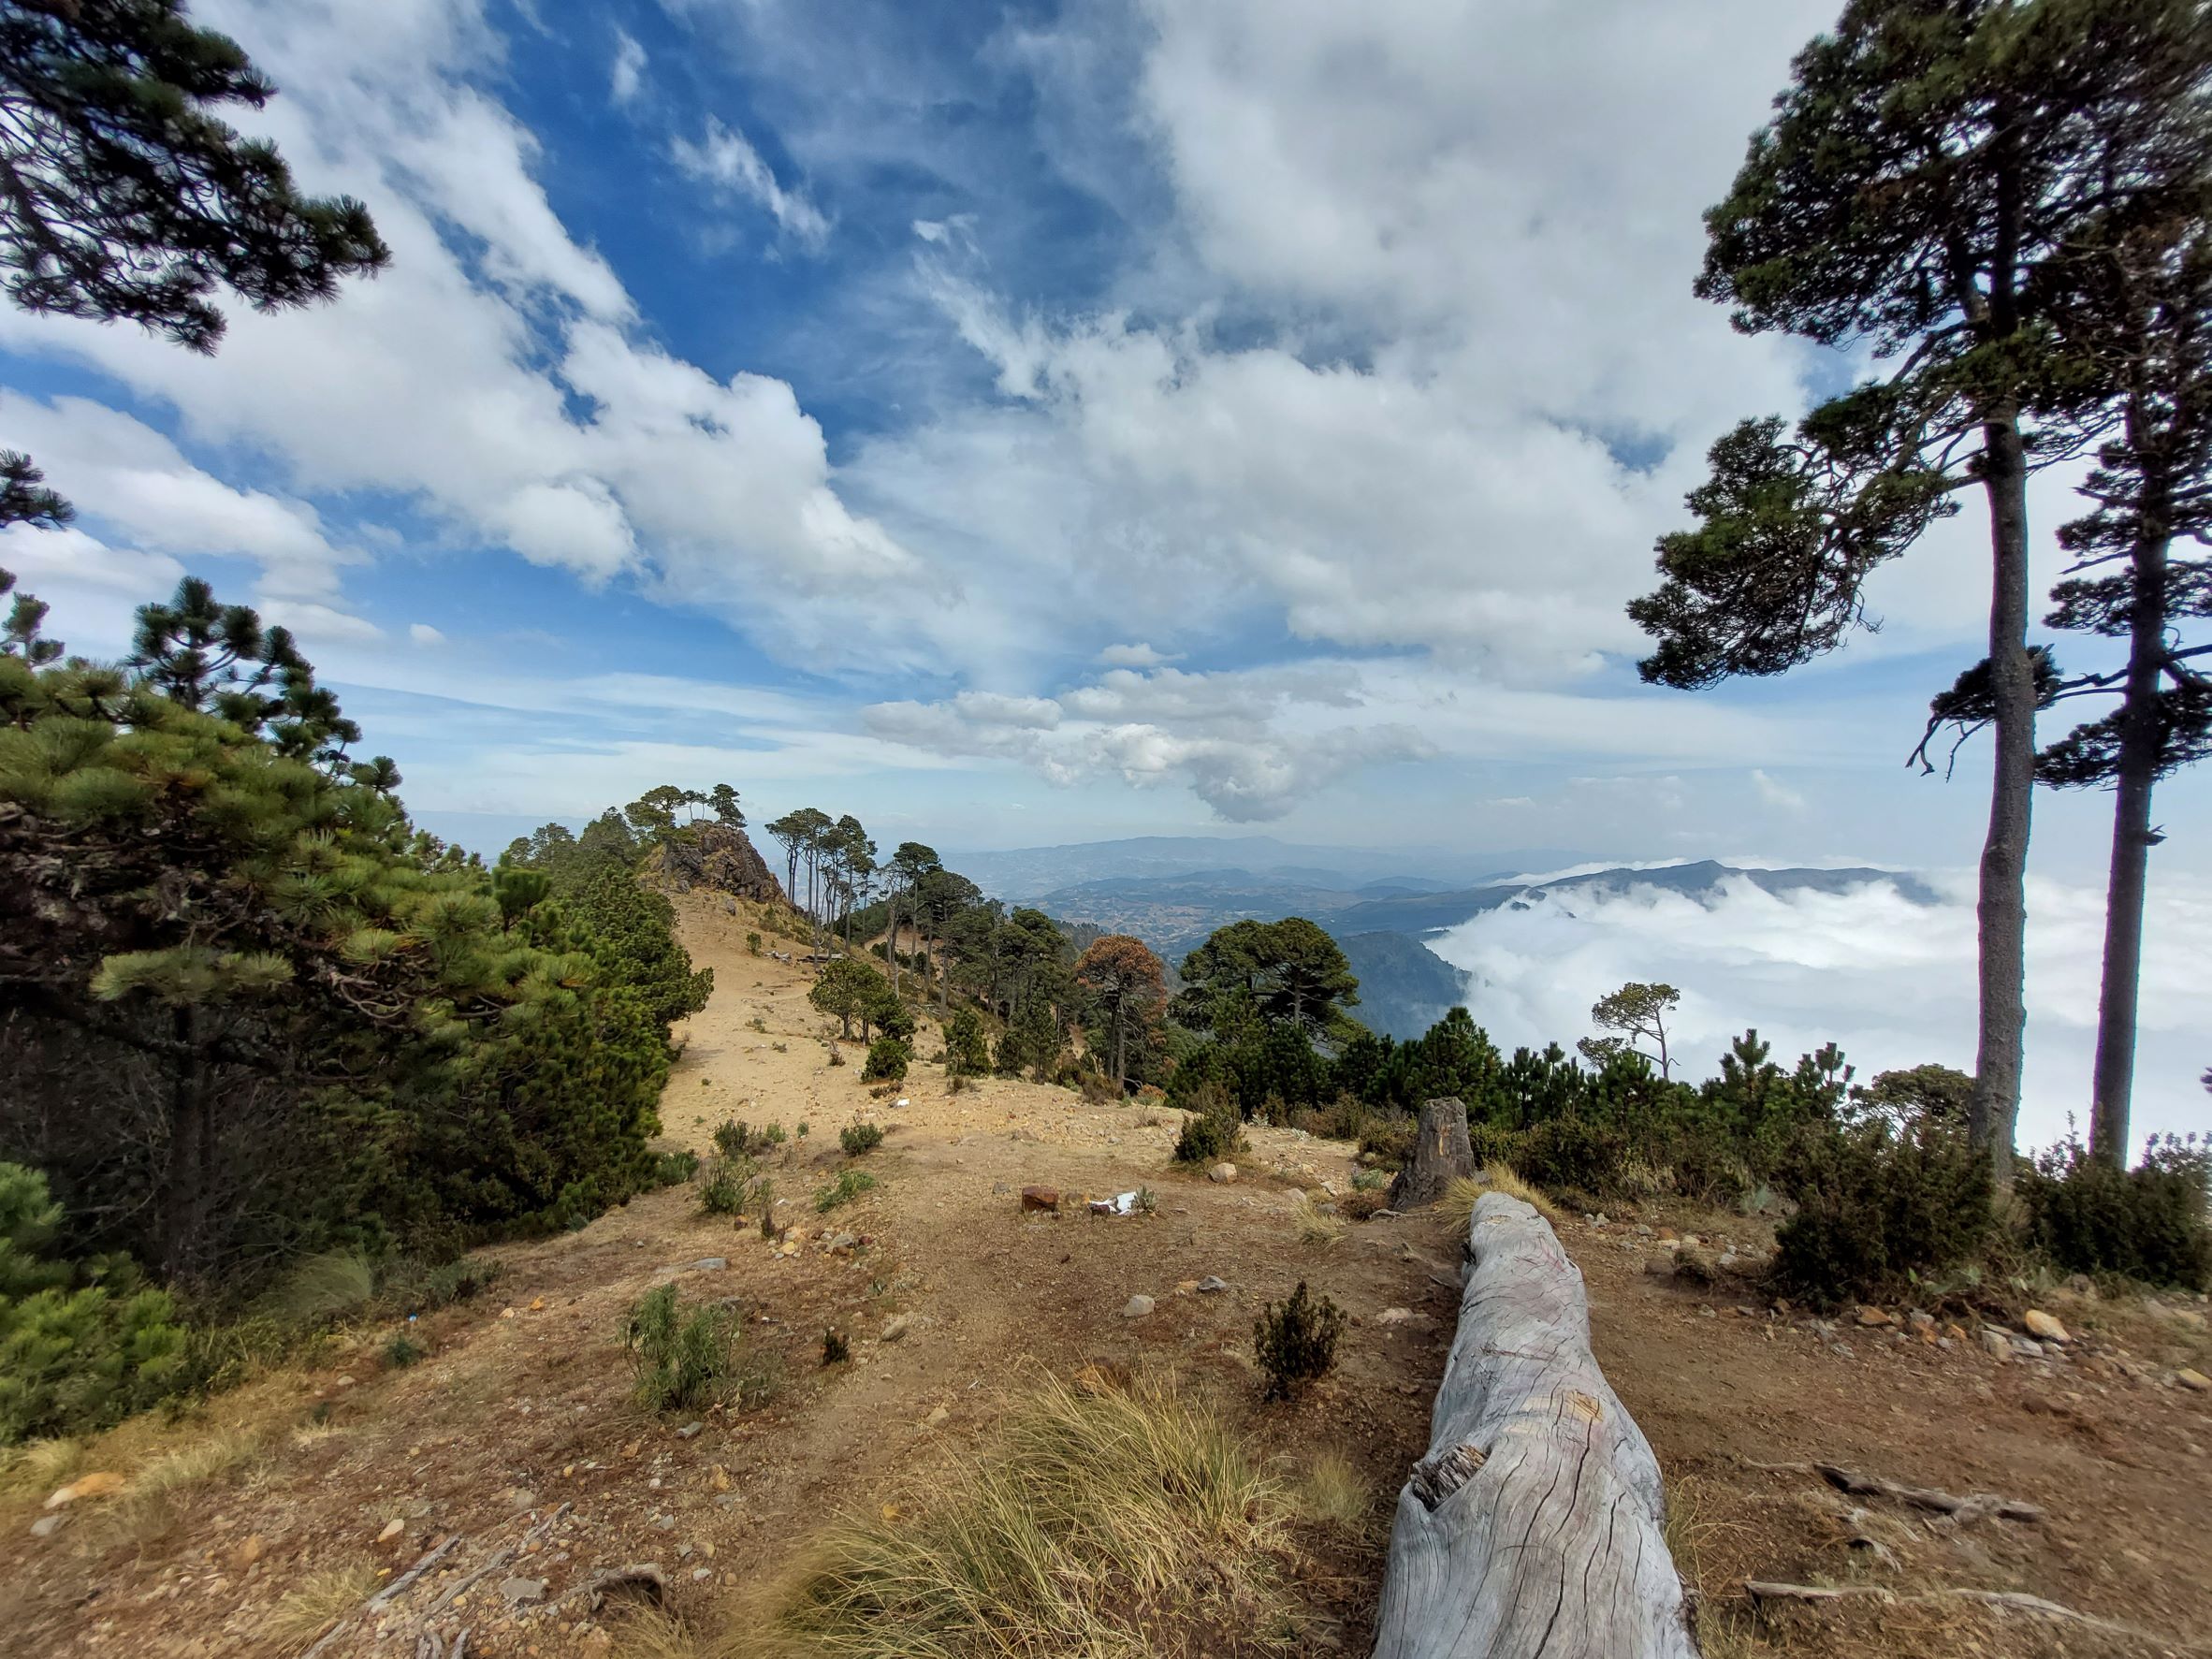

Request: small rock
left=1642, top=1255, right=1676, bottom=1278
left=692, top=1258, right=728, bottom=1273
left=2177, top=1367, right=2211, bottom=1393
left=234, top=1534, right=266, bottom=1568
left=1122, top=1294, right=1157, bottom=1318
left=2023, top=1309, right=2070, bottom=1343
left=925, top=1404, right=951, bottom=1428
left=1980, top=1328, right=2012, bottom=1361
left=1173, top=1279, right=1201, bottom=1295
left=1021, top=1186, right=1059, bottom=1213
left=881, top=1315, right=912, bottom=1343
left=676, top=1422, right=704, bottom=1440
left=1376, top=1307, right=1414, bottom=1326
left=1208, top=1163, right=1238, bottom=1184
left=692, top=1566, right=714, bottom=1582
left=501, top=1578, right=547, bottom=1606
left=1907, top=1309, right=1936, bottom=1330
left=1855, top=1305, right=1895, bottom=1329
left=29, top=1515, right=63, bottom=1539
left=1592, top=1213, right=1608, bottom=1228
left=653, top=1514, right=677, bottom=1532
left=1633, top=1224, right=1653, bottom=1237
left=378, top=1518, right=405, bottom=1544
left=1196, top=1276, right=1230, bottom=1294
left=2012, top=1337, right=2045, bottom=1361
left=992, top=1181, right=1011, bottom=1196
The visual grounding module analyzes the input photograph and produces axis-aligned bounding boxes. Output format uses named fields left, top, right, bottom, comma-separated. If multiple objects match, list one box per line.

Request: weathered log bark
left=1388, top=1097, right=1475, bottom=1211
left=1372, top=1192, right=1698, bottom=1659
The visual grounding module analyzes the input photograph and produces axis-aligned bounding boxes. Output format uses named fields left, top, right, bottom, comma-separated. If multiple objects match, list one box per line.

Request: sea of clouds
left=1425, top=869, right=2210, bottom=1154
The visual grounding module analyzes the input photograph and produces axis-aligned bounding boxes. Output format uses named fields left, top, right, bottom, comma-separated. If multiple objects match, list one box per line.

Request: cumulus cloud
left=409, top=622, right=447, bottom=646
left=0, top=390, right=366, bottom=620
left=671, top=117, right=830, bottom=247
left=0, top=0, right=910, bottom=668
left=1425, top=870, right=2212, bottom=1152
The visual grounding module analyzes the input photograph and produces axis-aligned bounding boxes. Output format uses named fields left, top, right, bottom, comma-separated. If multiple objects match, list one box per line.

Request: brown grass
left=259, top=1561, right=379, bottom=1650
left=757, top=1371, right=1309, bottom=1657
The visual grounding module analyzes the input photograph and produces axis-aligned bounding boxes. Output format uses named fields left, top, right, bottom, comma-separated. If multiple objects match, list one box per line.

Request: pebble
left=1122, top=1295, right=1156, bottom=1318
left=378, top=1519, right=405, bottom=1543
left=881, top=1315, right=912, bottom=1343
left=676, top=1422, right=704, bottom=1440
left=28, top=1515, right=62, bottom=1539
left=2178, top=1368, right=2211, bottom=1393
left=1196, top=1276, right=1230, bottom=1294
left=501, top=1578, right=546, bottom=1605
left=692, top=1258, right=728, bottom=1273
left=1376, top=1307, right=1414, bottom=1325
left=1981, top=1329, right=2012, bottom=1361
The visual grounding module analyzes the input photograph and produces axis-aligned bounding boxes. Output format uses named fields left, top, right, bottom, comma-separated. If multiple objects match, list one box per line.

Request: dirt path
left=2, top=891, right=2206, bottom=1659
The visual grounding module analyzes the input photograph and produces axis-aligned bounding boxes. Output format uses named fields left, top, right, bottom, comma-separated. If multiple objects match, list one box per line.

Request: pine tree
left=1073, top=934, right=1166, bottom=1088
left=1630, top=0, right=2212, bottom=1181
left=0, top=0, right=387, bottom=354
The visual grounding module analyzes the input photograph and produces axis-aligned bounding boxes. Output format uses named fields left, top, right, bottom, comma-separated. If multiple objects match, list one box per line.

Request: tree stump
left=1388, top=1097, right=1475, bottom=1210
left=1370, top=1192, right=1699, bottom=1658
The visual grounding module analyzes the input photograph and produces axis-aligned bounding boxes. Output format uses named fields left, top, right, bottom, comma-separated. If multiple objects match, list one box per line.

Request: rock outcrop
left=651, top=823, right=784, bottom=903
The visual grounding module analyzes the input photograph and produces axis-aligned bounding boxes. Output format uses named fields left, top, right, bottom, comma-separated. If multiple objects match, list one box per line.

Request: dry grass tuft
left=767, top=1371, right=1304, bottom=1657
left=260, top=1561, right=379, bottom=1649
left=1293, top=1194, right=1346, bottom=1248
left=0, top=1435, right=88, bottom=1498
left=131, top=1426, right=261, bottom=1497
left=1478, top=1165, right=1563, bottom=1224
left=1296, top=1448, right=1375, bottom=1537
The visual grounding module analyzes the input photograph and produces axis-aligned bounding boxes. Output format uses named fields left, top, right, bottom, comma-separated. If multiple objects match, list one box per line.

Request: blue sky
left=0, top=0, right=2205, bottom=895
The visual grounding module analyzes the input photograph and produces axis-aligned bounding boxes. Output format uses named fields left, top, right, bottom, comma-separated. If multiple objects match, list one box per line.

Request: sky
left=0, top=0, right=2204, bottom=1133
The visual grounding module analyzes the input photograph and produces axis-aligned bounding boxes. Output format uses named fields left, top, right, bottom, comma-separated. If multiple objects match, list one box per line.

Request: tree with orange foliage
left=1074, top=934, right=1167, bottom=1091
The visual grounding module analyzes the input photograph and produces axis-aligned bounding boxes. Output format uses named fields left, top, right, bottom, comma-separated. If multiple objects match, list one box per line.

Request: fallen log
left=1371, top=1191, right=1698, bottom=1658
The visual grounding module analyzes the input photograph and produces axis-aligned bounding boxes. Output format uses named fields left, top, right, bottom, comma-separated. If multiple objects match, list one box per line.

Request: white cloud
left=409, top=622, right=447, bottom=646
left=671, top=117, right=830, bottom=248
left=1426, top=869, right=2212, bottom=1153
left=1752, top=769, right=1809, bottom=813
left=611, top=28, right=647, bottom=106
left=0, top=0, right=917, bottom=669
left=0, top=391, right=356, bottom=612
left=1098, top=641, right=1173, bottom=668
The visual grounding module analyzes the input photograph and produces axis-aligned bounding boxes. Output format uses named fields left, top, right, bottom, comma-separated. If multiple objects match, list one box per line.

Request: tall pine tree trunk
left=2089, top=458, right=2172, bottom=1166
left=159, top=1006, right=211, bottom=1281
left=1972, top=408, right=2035, bottom=1188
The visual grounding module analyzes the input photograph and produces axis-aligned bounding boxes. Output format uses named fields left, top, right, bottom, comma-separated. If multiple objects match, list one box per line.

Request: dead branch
left=1741, top=1458, right=2043, bottom=1523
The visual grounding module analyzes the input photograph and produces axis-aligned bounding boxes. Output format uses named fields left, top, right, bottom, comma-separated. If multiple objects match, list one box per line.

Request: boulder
left=1208, top=1163, right=1239, bottom=1184
left=2022, top=1309, right=2070, bottom=1343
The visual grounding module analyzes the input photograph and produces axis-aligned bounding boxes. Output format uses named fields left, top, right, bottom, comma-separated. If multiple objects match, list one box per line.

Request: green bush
left=649, top=1149, right=700, bottom=1186
left=698, top=1153, right=769, bottom=1219
left=1769, top=1122, right=1991, bottom=1307
left=839, top=1122, right=885, bottom=1157
left=383, top=1332, right=426, bottom=1369
left=814, top=1169, right=878, bottom=1213
left=945, top=1007, right=991, bottom=1077
left=747, top=931, right=763, bottom=954
left=0, top=1164, right=189, bottom=1445
left=1253, top=1280, right=1346, bottom=1403
left=862, top=1038, right=910, bottom=1084
left=1512, top=1116, right=1633, bottom=1198
left=1171, top=1084, right=1246, bottom=1166
left=2018, top=1133, right=2211, bottom=1289
left=626, top=1284, right=735, bottom=1414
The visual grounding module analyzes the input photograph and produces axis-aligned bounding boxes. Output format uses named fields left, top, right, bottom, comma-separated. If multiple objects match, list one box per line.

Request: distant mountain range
left=955, top=841, right=1940, bottom=1042
left=945, top=835, right=1585, bottom=905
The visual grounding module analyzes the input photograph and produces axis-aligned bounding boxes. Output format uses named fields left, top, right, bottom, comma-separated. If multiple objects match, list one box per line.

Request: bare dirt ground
left=1, top=890, right=2207, bottom=1659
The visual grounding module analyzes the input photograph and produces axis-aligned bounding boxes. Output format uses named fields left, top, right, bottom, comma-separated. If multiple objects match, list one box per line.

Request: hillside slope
left=1, top=890, right=2205, bottom=1659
